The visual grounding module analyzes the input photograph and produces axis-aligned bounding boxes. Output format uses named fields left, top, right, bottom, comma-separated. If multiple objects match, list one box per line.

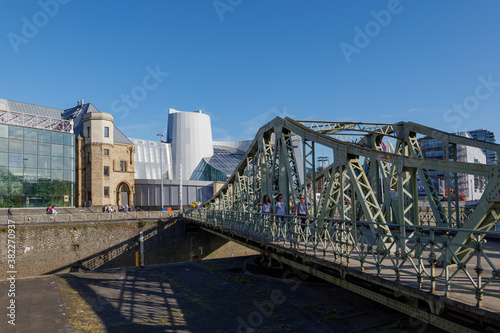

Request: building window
left=104, top=187, right=109, bottom=197
left=104, top=127, right=109, bottom=138
left=104, top=149, right=109, bottom=155
left=87, top=127, right=90, bottom=138
left=120, top=161, right=126, bottom=171
left=104, top=166, right=109, bottom=176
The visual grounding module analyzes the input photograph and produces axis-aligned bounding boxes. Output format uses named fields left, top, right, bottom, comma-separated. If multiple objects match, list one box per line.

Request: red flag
left=381, top=142, right=387, bottom=152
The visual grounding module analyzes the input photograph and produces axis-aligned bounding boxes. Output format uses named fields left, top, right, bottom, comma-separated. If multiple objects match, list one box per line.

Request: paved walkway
left=1, top=256, right=444, bottom=332
left=0, top=275, right=69, bottom=332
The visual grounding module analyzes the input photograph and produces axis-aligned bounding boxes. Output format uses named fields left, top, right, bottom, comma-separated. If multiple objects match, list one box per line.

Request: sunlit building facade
left=131, top=109, right=251, bottom=208
left=0, top=98, right=134, bottom=209
left=418, top=131, right=487, bottom=201
left=0, top=104, right=75, bottom=208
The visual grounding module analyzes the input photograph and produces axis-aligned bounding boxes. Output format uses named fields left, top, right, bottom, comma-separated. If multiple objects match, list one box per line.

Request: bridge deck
left=186, top=212, right=500, bottom=330
left=270, top=237, right=500, bottom=313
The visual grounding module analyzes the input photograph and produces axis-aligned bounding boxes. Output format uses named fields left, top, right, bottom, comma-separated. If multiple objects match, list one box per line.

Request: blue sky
left=1, top=0, right=500, bottom=144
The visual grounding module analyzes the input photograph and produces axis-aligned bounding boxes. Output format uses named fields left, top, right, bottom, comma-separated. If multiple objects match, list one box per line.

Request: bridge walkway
left=185, top=210, right=500, bottom=332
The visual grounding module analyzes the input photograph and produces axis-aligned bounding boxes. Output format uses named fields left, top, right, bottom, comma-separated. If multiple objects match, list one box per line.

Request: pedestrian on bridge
left=295, top=195, right=309, bottom=232
left=260, top=195, right=272, bottom=215
left=275, top=193, right=286, bottom=221
left=8, top=206, right=13, bottom=216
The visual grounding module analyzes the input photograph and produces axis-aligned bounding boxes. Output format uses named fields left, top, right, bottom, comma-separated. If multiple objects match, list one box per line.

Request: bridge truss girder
left=203, top=117, right=500, bottom=261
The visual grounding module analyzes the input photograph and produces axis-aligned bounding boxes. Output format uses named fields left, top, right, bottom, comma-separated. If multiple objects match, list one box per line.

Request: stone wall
left=0, top=219, right=257, bottom=279
left=76, top=111, right=136, bottom=208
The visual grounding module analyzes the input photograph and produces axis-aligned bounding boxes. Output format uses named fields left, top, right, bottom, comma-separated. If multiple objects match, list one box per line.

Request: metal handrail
left=185, top=209, right=500, bottom=310
left=1, top=210, right=180, bottom=225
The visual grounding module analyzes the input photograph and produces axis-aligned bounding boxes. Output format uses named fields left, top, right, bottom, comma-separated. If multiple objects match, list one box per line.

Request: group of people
left=191, top=201, right=202, bottom=209
left=260, top=193, right=309, bottom=230
left=103, top=204, right=130, bottom=212
left=103, top=204, right=116, bottom=212
left=46, top=205, right=57, bottom=215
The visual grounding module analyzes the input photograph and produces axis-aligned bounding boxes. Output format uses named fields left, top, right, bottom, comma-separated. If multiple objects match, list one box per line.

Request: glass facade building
left=0, top=123, right=75, bottom=208
left=190, top=146, right=246, bottom=182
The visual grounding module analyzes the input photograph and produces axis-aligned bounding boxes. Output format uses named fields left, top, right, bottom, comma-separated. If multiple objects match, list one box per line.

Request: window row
left=0, top=139, right=75, bottom=158
left=424, top=150, right=444, bottom=158
left=423, top=140, right=443, bottom=149
left=0, top=183, right=74, bottom=206
left=103, top=161, right=126, bottom=176
left=0, top=154, right=74, bottom=170
left=0, top=168, right=74, bottom=182
left=86, top=126, right=110, bottom=138
left=0, top=125, right=74, bottom=146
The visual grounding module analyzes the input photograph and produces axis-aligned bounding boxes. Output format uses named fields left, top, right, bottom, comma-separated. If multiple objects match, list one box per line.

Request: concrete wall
left=0, top=219, right=257, bottom=279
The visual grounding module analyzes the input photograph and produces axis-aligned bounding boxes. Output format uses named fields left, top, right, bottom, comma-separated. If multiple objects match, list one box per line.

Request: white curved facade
left=167, top=108, right=213, bottom=180
left=131, top=138, right=172, bottom=180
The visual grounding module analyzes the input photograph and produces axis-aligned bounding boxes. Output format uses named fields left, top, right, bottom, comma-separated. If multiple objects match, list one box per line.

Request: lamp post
left=157, top=133, right=164, bottom=210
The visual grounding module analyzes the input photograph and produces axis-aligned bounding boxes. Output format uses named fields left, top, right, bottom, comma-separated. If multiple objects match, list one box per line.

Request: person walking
left=295, top=195, right=309, bottom=233
left=275, top=193, right=286, bottom=221
left=260, top=195, right=272, bottom=215
left=8, top=206, right=13, bottom=216
left=274, top=193, right=287, bottom=241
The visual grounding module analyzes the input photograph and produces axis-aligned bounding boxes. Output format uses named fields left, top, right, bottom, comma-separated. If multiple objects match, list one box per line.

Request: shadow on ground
left=56, top=256, right=443, bottom=333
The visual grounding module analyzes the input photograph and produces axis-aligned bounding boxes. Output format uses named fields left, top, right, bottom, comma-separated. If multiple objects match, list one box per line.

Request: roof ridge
left=84, top=103, right=101, bottom=113
left=113, top=125, right=133, bottom=145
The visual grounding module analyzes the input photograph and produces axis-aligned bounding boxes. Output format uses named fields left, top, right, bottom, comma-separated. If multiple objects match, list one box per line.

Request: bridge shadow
left=48, top=220, right=256, bottom=331
left=58, top=264, right=204, bottom=332
left=44, top=220, right=175, bottom=275
left=43, top=218, right=236, bottom=275
left=56, top=255, right=338, bottom=332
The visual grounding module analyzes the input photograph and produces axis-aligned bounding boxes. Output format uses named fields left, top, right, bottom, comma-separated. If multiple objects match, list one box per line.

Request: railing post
left=429, top=229, right=437, bottom=294
left=395, top=228, right=400, bottom=283
left=416, top=229, right=423, bottom=289
left=443, top=231, right=450, bottom=297
left=475, top=234, right=484, bottom=308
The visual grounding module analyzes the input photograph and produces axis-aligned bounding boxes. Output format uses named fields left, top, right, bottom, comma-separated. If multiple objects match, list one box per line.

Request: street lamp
left=157, top=133, right=164, bottom=210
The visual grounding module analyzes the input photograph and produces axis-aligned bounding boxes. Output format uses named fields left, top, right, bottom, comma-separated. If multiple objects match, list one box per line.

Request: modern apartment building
left=468, top=129, right=498, bottom=165
left=418, top=131, right=487, bottom=201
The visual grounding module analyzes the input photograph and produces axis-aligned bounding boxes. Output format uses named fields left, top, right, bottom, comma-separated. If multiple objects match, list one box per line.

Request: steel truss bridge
left=185, top=117, right=500, bottom=332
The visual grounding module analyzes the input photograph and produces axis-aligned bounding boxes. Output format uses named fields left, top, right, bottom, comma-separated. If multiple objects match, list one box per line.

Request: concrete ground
left=1, top=256, right=444, bottom=333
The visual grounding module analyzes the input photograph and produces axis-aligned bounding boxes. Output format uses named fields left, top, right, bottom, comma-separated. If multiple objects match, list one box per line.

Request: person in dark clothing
left=8, top=206, right=13, bottom=216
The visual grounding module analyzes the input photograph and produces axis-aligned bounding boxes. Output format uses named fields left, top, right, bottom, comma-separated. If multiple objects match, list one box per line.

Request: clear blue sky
left=1, top=0, right=499, bottom=143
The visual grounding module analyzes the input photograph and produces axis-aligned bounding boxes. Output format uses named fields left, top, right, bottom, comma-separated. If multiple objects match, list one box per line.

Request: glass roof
left=190, top=145, right=246, bottom=181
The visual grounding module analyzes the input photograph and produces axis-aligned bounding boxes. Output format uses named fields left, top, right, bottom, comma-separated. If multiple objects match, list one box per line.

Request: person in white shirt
left=295, top=195, right=308, bottom=231
left=260, top=195, right=272, bottom=215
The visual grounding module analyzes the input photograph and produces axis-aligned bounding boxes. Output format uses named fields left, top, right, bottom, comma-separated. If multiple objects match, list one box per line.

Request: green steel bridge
left=185, top=117, right=500, bottom=332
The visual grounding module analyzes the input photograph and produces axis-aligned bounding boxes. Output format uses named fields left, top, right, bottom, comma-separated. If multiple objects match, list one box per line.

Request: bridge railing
left=185, top=209, right=500, bottom=310
left=1, top=210, right=180, bottom=225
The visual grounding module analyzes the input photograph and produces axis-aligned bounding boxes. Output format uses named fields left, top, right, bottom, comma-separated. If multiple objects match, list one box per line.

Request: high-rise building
left=418, top=132, right=487, bottom=201
left=468, top=129, right=498, bottom=165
